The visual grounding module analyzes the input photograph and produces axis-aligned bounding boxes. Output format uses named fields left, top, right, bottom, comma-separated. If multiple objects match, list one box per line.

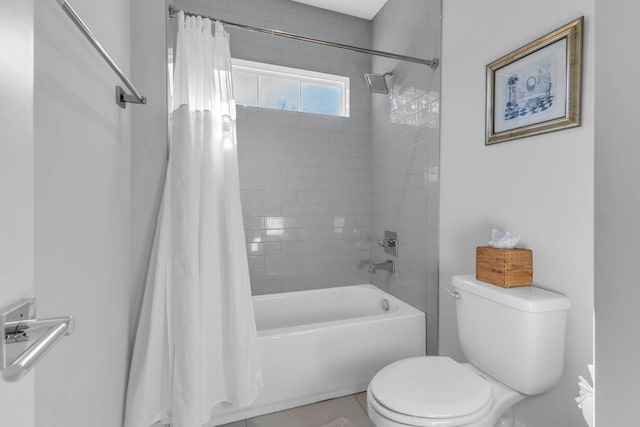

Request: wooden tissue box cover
left=476, top=246, right=532, bottom=288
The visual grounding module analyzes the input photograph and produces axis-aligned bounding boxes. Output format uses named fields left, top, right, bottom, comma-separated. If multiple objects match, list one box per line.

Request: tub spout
left=368, top=260, right=395, bottom=274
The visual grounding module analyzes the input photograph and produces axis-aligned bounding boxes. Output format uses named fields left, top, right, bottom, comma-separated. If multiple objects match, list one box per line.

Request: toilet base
left=493, top=408, right=515, bottom=427
left=368, top=407, right=516, bottom=427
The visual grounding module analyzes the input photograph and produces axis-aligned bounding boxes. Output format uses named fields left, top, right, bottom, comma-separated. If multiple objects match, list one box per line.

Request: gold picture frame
left=486, top=17, right=583, bottom=145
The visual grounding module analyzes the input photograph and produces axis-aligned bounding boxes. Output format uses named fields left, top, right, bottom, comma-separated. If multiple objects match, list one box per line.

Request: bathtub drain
left=381, top=299, right=390, bottom=312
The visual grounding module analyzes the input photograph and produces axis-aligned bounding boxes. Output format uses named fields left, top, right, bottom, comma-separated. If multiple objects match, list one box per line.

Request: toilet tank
left=452, top=275, right=571, bottom=395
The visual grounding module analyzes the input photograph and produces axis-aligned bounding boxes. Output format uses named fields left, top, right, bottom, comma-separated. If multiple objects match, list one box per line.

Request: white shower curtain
left=124, top=12, right=262, bottom=427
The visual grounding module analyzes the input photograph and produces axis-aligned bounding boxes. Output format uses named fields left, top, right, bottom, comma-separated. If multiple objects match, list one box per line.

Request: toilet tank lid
left=452, top=275, right=571, bottom=313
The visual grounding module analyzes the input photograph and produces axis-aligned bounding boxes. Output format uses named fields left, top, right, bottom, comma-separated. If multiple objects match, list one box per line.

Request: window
left=232, top=59, right=349, bottom=117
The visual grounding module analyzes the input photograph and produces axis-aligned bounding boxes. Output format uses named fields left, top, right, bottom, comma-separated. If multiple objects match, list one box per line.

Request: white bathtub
left=208, top=284, right=426, bottom=426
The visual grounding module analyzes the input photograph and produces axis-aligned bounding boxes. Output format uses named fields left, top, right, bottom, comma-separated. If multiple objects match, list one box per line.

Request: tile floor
left=219, top=392, right=372, bottom=427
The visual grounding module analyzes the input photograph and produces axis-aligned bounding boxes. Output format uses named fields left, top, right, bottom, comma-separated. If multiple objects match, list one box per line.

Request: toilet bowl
left=366, top=357, right=525, bottom=427
left=367, top=275, right=571, bottom=427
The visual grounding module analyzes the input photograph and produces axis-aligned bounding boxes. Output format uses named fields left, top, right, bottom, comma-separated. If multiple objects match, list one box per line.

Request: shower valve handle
left=378, top=239, right=397, bottom=248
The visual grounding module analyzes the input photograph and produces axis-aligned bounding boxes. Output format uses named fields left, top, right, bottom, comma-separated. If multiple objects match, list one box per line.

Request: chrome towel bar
left=56, top=0, right=146, bottom=108
left=1, top=299, right=74, bottom=382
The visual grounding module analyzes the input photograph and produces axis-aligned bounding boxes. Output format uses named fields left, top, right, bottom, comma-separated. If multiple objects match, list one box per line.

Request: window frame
left=231, top=58, right=350, bottom=117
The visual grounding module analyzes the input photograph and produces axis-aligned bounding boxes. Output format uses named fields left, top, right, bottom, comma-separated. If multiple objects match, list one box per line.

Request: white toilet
left=367, top=274, right=571, bottom=427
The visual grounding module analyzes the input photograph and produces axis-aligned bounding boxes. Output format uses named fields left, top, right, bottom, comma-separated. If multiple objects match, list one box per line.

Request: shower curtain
left=124, top=11, right=262, bottom=427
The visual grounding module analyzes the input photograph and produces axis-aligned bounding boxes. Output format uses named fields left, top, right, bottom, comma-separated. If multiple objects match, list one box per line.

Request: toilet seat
left=368, top=357, right=493, bottom=426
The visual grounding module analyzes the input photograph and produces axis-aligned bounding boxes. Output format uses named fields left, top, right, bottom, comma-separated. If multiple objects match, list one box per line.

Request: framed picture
left=485, top=17, right=583, bottom=145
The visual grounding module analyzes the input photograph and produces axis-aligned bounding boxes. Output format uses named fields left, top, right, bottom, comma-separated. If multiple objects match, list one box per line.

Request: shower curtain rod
left=168, top=6, right=439, bottom=69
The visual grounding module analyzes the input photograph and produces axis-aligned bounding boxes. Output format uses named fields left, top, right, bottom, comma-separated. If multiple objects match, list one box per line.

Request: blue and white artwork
left=493, top=38, right=567, bottom=134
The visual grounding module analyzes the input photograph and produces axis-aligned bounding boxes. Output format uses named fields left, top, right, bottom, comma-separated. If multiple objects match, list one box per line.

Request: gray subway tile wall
left=370, top=0, right=441, bottom=355
left=173, top=0, right=374, bottom=294
left=173, top=0, right=440, bottom=351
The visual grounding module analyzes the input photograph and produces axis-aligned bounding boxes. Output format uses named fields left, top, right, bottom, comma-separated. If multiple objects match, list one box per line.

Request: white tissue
left=575, top=364, right=594, bottom=427
left=488, top=229, right=520, bottom=249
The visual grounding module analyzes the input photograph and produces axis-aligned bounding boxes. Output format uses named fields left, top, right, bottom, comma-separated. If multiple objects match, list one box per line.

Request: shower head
left=364, top=71, right=394, bottom=94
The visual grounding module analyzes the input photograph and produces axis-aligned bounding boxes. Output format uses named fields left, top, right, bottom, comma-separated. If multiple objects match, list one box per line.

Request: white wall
left=130, top=0, right=169, bottom=358
left=594, top=0, right=640, bottom=424
left=440, top=1, right=594, bottom=426
left=33, top=0, right=133, bottom=425
left=0, top=1, right=35, bottom=425
left=370, top=0, right=441, bottom=355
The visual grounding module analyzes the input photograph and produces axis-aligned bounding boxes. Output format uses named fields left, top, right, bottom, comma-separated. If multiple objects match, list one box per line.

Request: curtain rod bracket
left=168, top=5, right=177, bottom=19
